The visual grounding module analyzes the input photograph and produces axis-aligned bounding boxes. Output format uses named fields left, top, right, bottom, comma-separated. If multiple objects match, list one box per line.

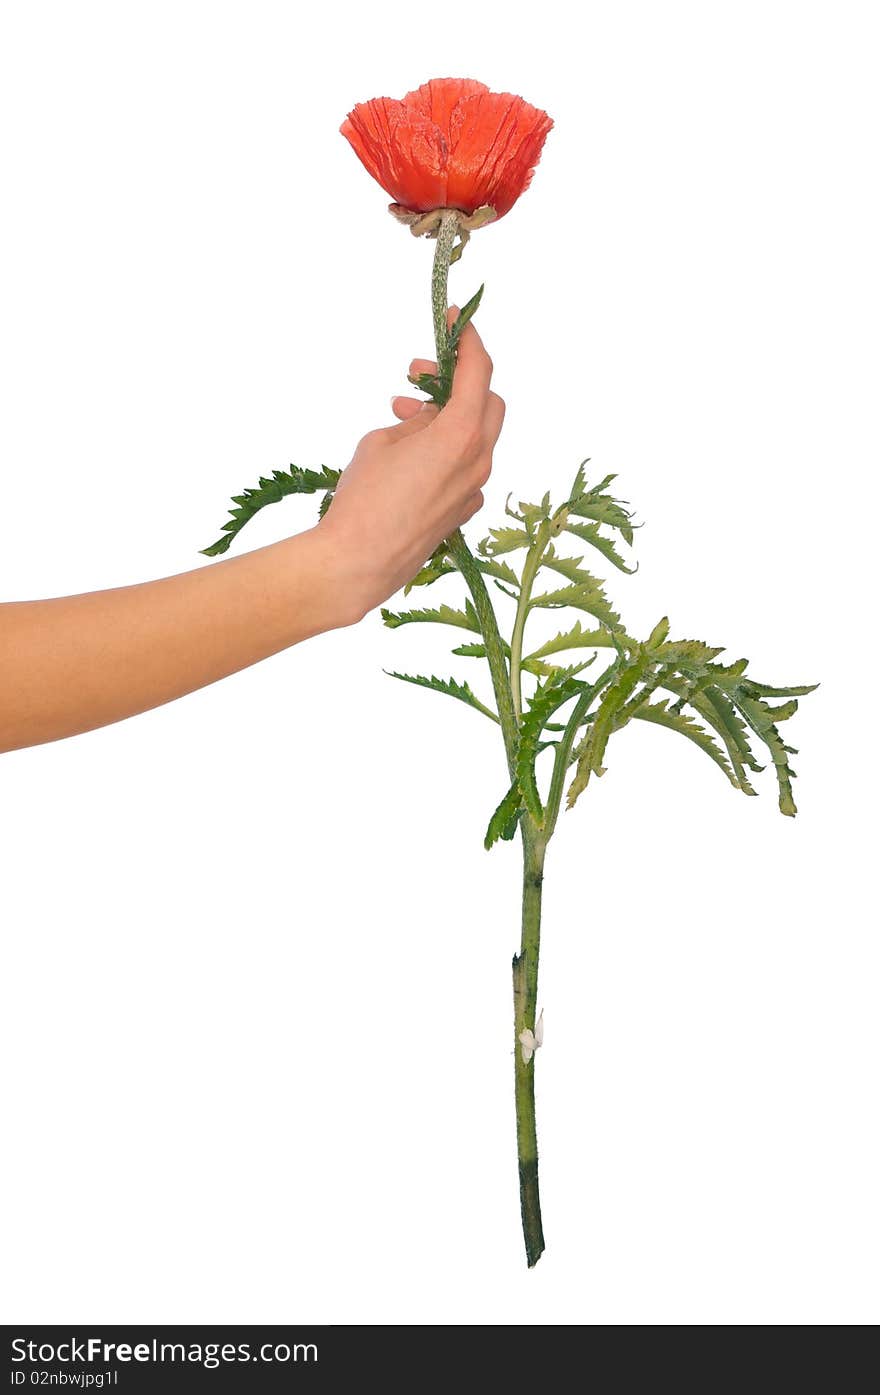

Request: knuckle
left=473, top=457, right=492, bottom=488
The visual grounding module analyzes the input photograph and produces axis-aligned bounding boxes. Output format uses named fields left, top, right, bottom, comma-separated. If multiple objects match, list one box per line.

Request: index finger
left=445, top=314, right=493, bottom=423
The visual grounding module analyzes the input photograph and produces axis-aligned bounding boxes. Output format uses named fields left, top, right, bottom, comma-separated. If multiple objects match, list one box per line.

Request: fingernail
left=391, top=395, right=404, bottom=411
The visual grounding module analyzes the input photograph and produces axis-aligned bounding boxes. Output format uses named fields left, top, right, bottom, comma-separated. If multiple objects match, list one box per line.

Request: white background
left=1, top=0, right=877, bottom=1326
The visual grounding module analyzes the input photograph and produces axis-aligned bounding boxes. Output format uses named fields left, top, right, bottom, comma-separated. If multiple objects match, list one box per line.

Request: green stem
left=431, top=211, right=459, bottom=400
left=513, top=823, right=546, bottom=1267
left=430, top=210, right=546, bottom=1266
left=509, top=523, right=550, bottom=722
left=429, top=209, right=518, bottom=778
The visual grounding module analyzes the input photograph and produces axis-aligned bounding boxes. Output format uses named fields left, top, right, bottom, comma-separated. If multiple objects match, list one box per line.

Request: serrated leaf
left=479, top=525, right=532, bottom=557
left=384, top=671, right=498, bottom=722
left=569, top=459, right=590, bottom=502
left=517, top=676, right=584, bottom=822
left=525, top=619, right=617, bottom=664
left=653, top=639, right=726, bottom=672
left=404, top=545, right=455, bottom=593
left=201, top=465, right=341, bottom=556
left=563, top=520, right=636, bottom=572
left=540, top=550, right=602, bottom=586
left=688, top=685, right=762, bottom=794
left=529, top=582, right=621, bottom=632
left=475, top=557, right=521, bottom=588
left=567, top=495, right=635, bottom=545
left=729, top=692, right=801, bottom=815
left=484, top=780, right=523, bottom=850
left=567, top=655, right=651, bottom=806
left=381, top=600, right=480, bottom=632
left=646, top=617, right=671, bottom=649
left=519, top=493, right=551, bottom=532
left=741, top=679, right=819, bottom=699
left=631, top=700, right=738, bottom=788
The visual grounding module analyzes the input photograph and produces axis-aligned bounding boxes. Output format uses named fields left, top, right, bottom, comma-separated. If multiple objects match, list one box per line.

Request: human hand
left=319, top=310, right=505, bottom=620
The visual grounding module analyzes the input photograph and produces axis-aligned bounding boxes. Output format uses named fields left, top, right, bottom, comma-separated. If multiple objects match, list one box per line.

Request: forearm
left=0, top=526, right=360, bottom=753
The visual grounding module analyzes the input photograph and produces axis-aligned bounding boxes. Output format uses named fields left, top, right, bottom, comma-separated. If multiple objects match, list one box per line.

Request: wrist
left=311, top=516, right=390, bottom=626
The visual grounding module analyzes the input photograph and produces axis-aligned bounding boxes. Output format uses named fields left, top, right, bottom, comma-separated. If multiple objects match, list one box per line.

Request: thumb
left=383, top=402, right=440, bottom=439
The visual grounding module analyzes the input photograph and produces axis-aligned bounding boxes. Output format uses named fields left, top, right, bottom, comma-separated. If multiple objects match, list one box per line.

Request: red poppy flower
left=341, top=77, right=553, bottom=223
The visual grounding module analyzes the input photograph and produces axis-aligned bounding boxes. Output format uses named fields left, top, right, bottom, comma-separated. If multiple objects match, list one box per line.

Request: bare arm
left=0, top=318, right=504, bottom=754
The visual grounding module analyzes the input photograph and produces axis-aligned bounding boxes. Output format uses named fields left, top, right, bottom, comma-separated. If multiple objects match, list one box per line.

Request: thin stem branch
left=509, top=522, right=551, bottom=722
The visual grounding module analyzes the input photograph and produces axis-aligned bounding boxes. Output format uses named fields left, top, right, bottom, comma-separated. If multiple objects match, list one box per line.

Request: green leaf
left=687, top=686, right=763, bottom=794
left=567, top=654, right=651, bottom=806
left=540, top=550, right=602, bottom=586
left=631, top=700, right=738, bottom=788
left=449, top=284, right=485, bottom=349
left=201, top=465, right=341, bottom=556
left=407, top=371, right=446, bottom=405
left=646, top=617, right=671, bottom=649
left=452, top=641, right=494, bottom=659
left=652, top=638, right=726, bottom=672
left=563, top=520, right=636, bottom=572
left=484, top=780, right=523, bottom=850
left=568, top=495, right=635, bottom=545
left=384, top=671, right=498, bottom=722
left=517, top=676, right=584, bottom=822
left=519, top=494, right=552, bottom=533
left=525, top=619, right=617, bottom=664
left=478, top=525, right=532, bottom=557
left=529, top=581, right=622, bottom=632
left=569, top=459, right=590, bottom=502
left=404, top=546, right=455, bottom=593
left=381, top=600, right=480, bottom=632
left=741, top=679, right=819, bottom=699
left=475, top=557, right=521, bottom=588
left=729, top=692, right=802, bottom=815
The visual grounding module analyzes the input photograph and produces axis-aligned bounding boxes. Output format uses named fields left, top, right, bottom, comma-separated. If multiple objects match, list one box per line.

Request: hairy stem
left=429, top=209, right=519, bottom=777
left=513, top=822, right=547, bottom=1266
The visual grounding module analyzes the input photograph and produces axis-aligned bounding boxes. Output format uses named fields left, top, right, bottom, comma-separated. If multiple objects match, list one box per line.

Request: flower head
left=341, top=77, right=553, bottom=225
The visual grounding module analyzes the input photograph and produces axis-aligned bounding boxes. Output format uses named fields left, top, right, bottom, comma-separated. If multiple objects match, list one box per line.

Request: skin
left=0, top=312, right=504, bottom=754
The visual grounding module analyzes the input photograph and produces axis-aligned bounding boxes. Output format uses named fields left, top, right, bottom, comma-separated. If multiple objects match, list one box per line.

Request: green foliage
left=201, top=466, right=340, bottom=556
left=404, top=546, right=455, bottom=593
left=375, top=461, right=815, bottom=830
left=484, top=781, right=523, bottom=850
left=525, top=620, right=616, bottom=664
left=449, top=284, right=485, bottom=349
left=382, top=600, right=480, bottom=633
left=529, top=580, right=621, bottom=632
left=407, top=372, right=446, bottom=405
left=631, top=700, right=738, bottom=787
left=384, top=671, right=499, bottom=722
left=517, top=675, right=584, bottom=821
left=479, top=524, right=532, bottom=557
left=567, top=653, right=651, bottom=805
